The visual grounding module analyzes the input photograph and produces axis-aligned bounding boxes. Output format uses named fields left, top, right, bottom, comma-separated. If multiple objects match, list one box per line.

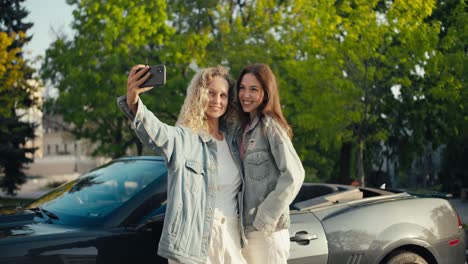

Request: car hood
left=0, top=209, right=77, bottom=240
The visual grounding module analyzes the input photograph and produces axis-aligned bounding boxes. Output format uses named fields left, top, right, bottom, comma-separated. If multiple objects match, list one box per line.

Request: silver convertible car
left=0, top=156, right=465, bottom=264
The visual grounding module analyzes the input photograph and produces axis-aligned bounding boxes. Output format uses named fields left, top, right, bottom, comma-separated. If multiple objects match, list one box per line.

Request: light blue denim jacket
left=117, top=95, right=244, bottom=264
left=234, top=115, right=305, bottom=234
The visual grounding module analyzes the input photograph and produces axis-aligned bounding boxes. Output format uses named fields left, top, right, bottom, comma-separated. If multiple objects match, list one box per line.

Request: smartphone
left=138, top=64, right=166, bottom=88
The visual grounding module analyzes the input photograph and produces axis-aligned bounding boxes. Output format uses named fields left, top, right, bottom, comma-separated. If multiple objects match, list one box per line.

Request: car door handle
left=290, top=231, right=318, bottom=244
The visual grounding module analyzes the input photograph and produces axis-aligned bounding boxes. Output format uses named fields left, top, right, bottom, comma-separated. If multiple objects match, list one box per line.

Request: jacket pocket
left=185, top=160, right=205, bottom=192
left=246, top=151, right=270, bottom=180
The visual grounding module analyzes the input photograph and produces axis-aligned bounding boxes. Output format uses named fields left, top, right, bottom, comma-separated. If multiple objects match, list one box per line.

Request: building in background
left=24, top=113, right=108, bottom=178
left=20, top=81, right=108, bottom=180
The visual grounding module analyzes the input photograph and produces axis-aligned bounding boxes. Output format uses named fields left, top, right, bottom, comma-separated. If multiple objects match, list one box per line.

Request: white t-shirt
left=215, top=136, right=242, bottom=217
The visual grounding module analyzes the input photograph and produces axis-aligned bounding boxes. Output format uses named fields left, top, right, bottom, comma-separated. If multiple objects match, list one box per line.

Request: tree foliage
left=41, top=0, right=468, bottom=189
left=0, top=0, right=38, bottom=195
left=41, top=0, right=224, bottom=157
left=429, top=0, right=468, bottom=192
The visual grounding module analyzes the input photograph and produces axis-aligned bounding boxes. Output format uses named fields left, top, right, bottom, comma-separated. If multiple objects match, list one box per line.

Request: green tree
left=40, top=0, right=467, bottom=190
left=164, top=0, right=290, bottom=71
left=41, top=0, right=192, bottom=158
left=0, top=0, right=38, bottom=195
left=275, top=1, right=354, bottom=182
left=427, top=0, right=468, bottom=192
left=167, top=0, right=328, bottom=178
left=357, top=0, right=442, bottom=187
left=279, top=1, right=445, bottom=186
left=42, top=0, right=289, bottom=158
left=374, top=0, right=468, bottom=189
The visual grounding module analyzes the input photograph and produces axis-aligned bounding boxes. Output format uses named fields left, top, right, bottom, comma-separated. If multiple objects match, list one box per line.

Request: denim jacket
left=117, top=96, right=244, bottom=264
left=234, top=115, right=305, bottom=234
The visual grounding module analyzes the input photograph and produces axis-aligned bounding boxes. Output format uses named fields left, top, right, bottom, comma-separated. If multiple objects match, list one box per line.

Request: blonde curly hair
left=176, top=65, right=238, bottom=134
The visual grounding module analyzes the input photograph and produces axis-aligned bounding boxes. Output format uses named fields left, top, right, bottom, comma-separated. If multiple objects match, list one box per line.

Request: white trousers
left=242, top=229, right=290, bottom=264
left=168, top=210, right=246, bottom=264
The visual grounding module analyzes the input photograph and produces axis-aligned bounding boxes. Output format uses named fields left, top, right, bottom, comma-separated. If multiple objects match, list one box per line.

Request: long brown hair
left=236, top=63, right=292, bottom=138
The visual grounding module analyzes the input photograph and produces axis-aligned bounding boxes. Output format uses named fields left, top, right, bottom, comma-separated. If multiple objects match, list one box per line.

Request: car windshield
left=26, top=159, right=166, bottom=226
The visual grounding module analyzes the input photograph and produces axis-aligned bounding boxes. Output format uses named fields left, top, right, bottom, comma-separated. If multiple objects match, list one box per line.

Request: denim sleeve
left=117, top=95, right=180, bottom=162
left=252, top=119, right=305, bottom=234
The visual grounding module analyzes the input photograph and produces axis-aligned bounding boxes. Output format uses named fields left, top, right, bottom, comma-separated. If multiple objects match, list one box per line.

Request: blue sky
left=23, top=0, right=74, bottom=68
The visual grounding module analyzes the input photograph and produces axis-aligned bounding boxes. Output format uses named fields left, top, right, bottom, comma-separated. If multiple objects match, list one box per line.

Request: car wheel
left=384, top=250, right=428, bottom=264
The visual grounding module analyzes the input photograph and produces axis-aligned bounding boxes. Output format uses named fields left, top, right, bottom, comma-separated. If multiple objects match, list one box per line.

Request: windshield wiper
left=29, top=207, right=60, bottom=222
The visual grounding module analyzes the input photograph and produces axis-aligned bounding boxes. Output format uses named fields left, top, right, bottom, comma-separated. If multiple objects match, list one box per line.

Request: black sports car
left=0, top=156, right=465, bottom=264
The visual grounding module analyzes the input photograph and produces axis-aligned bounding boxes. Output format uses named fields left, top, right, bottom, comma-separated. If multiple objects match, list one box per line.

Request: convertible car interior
left=291, top=183, right=398, bottom=211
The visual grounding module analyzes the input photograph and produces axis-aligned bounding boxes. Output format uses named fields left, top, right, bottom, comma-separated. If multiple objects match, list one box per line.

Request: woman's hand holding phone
left=126, top=64, right=166, bottom=113
left=126, top=65, right=152, bottom=113
left=138, top=65, right=166, bottom=88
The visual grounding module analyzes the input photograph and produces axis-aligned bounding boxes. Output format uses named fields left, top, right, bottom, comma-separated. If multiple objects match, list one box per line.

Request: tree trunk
left=337, top=142, right=352, bottom=184
left=136, top=141, right=143, bottom=156
left=357, top=140, right=365, bottom=187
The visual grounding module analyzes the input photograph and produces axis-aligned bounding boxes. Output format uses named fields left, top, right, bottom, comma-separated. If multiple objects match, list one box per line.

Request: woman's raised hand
left=126, top=65, right=152, bottom=112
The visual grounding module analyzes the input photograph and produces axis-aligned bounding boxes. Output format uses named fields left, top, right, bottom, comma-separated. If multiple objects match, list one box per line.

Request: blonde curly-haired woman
left=118, top=65, right=246, bottom=264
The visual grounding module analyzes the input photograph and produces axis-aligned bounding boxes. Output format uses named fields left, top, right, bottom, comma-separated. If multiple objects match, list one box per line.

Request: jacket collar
left=198, top=132, right=213, bottom=143
left=198, top=129, right=227, bottom=143
left=246, top=114, right=261, bottom=132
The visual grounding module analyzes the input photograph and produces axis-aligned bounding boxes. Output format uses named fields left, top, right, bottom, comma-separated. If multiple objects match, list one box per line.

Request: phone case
left=139, top=65, right=166, bottom=88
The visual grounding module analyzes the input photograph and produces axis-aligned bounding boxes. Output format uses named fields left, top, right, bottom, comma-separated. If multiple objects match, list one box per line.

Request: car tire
left=384, top=250, right=428, bottom=264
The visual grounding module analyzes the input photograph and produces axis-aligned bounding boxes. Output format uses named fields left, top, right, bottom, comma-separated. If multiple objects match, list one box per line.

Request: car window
left=26, top=159, right=166, bottom=226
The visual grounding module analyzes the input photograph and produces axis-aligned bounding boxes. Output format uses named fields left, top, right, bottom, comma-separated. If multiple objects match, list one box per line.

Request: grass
left=0, top=197, right=34, bottom=208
